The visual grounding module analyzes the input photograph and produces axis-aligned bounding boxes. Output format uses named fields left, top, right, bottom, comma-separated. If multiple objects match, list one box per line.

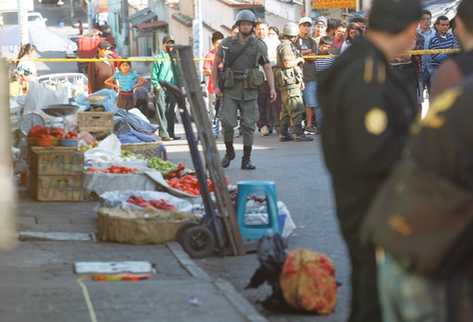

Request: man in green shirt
left=151, top=36, right=181, bottom=140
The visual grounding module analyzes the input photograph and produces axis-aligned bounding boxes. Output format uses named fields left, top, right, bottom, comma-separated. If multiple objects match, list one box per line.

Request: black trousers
left=336, top=197, right=383, bottom=322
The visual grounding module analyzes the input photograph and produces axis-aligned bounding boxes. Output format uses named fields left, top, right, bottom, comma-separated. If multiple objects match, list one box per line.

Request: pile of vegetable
left=64, top=131, right=78, bottom=139
left=121, top=150, right=145, bottom=161
left=147, top=157, right=179, bottom=175
left=166, top=174, right=214, bottom=196
left=86, top=166, right=137, bottom=174
left=127, top=196, right=177, bottom=211
left=28, top=126, right=79, bottom=146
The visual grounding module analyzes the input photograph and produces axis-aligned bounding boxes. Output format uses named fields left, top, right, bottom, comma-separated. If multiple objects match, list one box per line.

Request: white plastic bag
left=84, top=134, right=122, bottom=163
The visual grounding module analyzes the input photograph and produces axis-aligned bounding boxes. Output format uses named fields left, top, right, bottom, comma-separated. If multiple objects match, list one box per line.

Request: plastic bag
left=84, top=134, right=121, bottom=163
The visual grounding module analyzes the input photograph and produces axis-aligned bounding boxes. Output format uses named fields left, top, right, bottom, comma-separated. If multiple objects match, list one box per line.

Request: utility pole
left=70, top=0, right=74, bottom=25
left=192, top=0, right=203, bottom=80
left=122, top=0, right=130, bottom=56
left=304, top=0, right=312, bottom=17
left=17, top=0, right=29, bottom=45
left=87, top=0, right=94, bottom=34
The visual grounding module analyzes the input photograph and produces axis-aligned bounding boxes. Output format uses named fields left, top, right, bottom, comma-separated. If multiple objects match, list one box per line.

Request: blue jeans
left=378, top=252, right=473, bottom=322
left=303, top=80, right=323, bottom=127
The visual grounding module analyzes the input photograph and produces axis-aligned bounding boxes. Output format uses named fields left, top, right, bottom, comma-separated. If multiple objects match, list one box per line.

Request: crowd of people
left=193, top=4, right=460, bottom=171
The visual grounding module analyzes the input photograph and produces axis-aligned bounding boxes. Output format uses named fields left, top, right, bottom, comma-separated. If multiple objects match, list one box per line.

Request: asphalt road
left=166, top=133, right=351, bottom=322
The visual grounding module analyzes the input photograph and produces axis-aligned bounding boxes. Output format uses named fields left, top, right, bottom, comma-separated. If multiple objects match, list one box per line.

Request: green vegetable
left=147, top=157, right=177, bottom=174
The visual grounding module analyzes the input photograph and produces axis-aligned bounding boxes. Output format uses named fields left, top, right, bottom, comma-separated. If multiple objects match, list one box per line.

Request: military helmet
left=283, top=22, right=299, bottom=37
left=235, top=10, right=257, bottom=25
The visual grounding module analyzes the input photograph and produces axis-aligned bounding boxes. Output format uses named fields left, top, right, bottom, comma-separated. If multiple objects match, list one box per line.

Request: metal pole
left=87, top=0, right=94, bottom=34
left=122, top=0, right=130, bottom=56
left=17, top=0, right=29, bottom=45
left=192, top=0, right=203, bottom=80
left=70, top=0, right=74, bottom=25
left=304, top=0, right=312, bottom=17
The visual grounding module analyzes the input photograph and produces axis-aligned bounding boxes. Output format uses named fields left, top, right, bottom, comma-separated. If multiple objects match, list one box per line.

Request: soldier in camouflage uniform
left=275, top=22, right=313, bottom=142
left=212, top=10, right=276, bottom=170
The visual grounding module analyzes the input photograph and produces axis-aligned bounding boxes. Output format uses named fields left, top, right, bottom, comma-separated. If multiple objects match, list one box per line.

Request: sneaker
left=260, top=125, right=270, bottom=136
left=305, top=126, right=318, bottom=134
left=161, top=136, right=173, bottom=141
left=295, top=134, right=314, bottom=142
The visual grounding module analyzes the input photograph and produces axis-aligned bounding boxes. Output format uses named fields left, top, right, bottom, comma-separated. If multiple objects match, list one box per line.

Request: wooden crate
left=31, top=175, right=84, bottom=201
left=30, top=147, right=84, bottom=176
left=77, top=111, right=114, bottom=134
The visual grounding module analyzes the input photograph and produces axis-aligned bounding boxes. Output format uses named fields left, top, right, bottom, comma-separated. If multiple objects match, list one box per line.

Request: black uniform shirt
left=409, top=77, right=473, bottom=190
left=318, top=37, right=418, bottom=214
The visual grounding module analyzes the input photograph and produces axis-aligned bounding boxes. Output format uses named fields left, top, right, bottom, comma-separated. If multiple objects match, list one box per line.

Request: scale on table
left=41, top=104, right=79, bottom=132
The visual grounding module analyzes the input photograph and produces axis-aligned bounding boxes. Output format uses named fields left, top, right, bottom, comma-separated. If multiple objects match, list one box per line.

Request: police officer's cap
left=369, top=0, right=422, bottom=34
left=283, top=22, right=299, bottom=37
left=235, top=10, right=257, bottom=25
left=299, top=17, right=313, bottom=26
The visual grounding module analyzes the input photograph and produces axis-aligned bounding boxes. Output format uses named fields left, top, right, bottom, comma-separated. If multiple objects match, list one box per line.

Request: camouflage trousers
left=378, top=252, right=473, bottom=322
left=279, top=88, right=304, bottom=136
left=219, top=94, right=258, bottom=146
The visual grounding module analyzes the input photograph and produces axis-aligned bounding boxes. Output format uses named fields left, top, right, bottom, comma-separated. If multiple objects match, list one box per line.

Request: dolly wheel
left=180, top=225, right=215, bottom=258
left=176, top=222, right=198, bottom=244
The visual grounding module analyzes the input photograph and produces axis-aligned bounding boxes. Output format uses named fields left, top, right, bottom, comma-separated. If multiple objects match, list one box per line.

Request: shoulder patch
left=364, top=56, right=374, bottom=83
left=376, top=62, right=386, bottom=84
left=365, top=107, right=388, bottom=135
left=421, top=87, right=462, bottom=129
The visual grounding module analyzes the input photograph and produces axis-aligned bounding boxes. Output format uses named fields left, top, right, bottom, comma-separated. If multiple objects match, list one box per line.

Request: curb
left=166, top=242, right=269, bottom=322
left=167, top=241, right=211, bottom=281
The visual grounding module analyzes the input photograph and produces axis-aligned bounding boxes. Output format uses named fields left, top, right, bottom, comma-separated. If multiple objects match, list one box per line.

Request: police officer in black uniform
left=318, top=0, right=422, bottom=321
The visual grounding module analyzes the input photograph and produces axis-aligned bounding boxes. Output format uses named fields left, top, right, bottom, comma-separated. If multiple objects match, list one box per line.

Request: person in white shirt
left=256, top=21, right=281, bottom=136
left=15, top=43, right=38, bottom=94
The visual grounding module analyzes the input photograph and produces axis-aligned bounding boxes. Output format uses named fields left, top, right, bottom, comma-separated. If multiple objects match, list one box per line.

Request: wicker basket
left=96, top=207, right=196, bottom=244
left=121, top=142, right=167, bottom=160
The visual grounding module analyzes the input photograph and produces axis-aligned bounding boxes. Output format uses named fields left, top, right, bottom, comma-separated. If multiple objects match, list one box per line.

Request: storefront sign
left=312, top=0, right=357, bottom=9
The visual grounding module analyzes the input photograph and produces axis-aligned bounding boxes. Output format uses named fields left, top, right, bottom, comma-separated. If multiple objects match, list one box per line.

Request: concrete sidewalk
left=0, top=191, right=267, bottom=322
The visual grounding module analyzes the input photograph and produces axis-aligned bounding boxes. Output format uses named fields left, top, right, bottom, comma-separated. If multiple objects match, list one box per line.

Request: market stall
left=12, top=49, right=297, bottom=253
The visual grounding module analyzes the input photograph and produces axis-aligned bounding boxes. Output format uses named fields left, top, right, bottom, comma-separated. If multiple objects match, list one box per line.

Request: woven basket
left=96, top=207, right=196, bottom=244
left=122, top=142, right=167, bottom=160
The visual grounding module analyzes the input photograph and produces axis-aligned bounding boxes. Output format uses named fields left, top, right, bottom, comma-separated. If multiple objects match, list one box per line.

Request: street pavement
left=6, top=131, right=350, bottom=322
left=2, top=190, right=268, bottom=322
left=165, top=130, right=350, bottom=322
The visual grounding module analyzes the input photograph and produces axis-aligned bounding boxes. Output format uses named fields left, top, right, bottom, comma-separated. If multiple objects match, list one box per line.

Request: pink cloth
left=203, top=49, right=216, bottom=94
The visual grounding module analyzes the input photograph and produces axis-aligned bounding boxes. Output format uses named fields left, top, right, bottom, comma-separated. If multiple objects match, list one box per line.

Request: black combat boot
left=241, top=145, right=256, bottom=170
left=279, top=122, right=294, bottom=142
left=294, top=125, right=314, bottom=142
left=221, top=141, right=235, bottom=168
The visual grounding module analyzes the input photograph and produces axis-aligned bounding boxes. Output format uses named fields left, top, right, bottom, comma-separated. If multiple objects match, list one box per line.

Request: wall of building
left=265, top=0, right=303, bottom=25
left=168, top=0, right=194, bottom=47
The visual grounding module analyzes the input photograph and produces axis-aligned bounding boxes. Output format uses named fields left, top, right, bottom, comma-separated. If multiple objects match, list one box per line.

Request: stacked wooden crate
left=77, top=111, right=114, bottom=139
left=30, top=147, right=84, bottom=201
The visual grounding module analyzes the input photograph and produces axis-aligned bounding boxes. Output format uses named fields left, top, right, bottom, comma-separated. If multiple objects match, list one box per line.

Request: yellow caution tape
left=304, top=48, right=460, bottom=60
left=7, top=48, right=461, bottom=63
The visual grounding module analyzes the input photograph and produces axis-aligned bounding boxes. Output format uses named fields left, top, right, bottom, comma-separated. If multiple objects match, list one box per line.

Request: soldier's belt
left=232, top=71, right=248, bottom=80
